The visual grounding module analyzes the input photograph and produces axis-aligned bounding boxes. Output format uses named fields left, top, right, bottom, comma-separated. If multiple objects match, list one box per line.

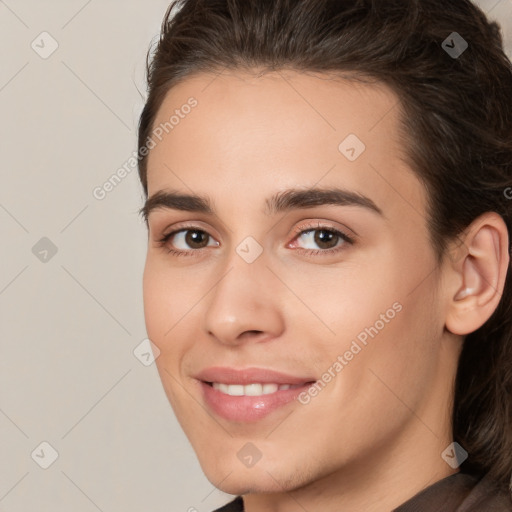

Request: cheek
left=142, top=263, right=170, bottom=341
left=142, top=260, right=194, bottom=389
left=142, top=261, right=196, bottom=410
left=282, top=260, right=402, bottom=351
left=142, top=257, right=198, bottom=341
left=335, top=272, right=441, bottom=426
left=310, top=249, right=441, bottom=398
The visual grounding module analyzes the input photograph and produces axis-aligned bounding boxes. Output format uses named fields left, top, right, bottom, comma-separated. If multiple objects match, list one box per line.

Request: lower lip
left=200, top=381, right=311, bottom=422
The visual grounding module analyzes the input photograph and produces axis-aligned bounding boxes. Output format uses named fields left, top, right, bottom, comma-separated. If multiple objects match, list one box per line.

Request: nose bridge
left=201, top=240, right=284, bottom=345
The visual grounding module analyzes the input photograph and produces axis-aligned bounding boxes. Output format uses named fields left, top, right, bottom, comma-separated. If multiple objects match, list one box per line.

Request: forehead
left=149, top=70, right=400, bottom=159
left=145, top=69, right=427, bottom=221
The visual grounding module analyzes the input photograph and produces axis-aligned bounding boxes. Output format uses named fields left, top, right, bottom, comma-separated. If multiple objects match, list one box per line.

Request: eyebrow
left=139, top=186, right=383, bottom=223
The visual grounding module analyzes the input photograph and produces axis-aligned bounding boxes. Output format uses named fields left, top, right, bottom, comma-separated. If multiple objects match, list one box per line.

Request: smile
left=195, top=367, right=316, bottom=422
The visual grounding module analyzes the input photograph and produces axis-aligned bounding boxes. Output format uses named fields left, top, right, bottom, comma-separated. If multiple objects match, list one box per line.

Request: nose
left=202, top=252, right=285, bottom=347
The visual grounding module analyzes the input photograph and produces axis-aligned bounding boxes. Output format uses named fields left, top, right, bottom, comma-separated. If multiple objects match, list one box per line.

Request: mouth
left=195, top=367, right=316, bottom=422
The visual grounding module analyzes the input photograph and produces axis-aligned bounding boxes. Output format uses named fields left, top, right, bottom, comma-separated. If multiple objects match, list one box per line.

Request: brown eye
left=312, top=230, right=340, bottom=249
left=293, top=227, right=353, bottom=253
left=183, top=230, right=210, bottom=249
left=159, top=228, right=219, bottom=254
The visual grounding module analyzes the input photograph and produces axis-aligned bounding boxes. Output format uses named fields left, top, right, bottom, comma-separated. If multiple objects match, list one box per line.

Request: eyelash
left=156, top=222, right=355, bottom=258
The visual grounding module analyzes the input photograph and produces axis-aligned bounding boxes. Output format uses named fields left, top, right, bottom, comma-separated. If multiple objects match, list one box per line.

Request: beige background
left=1, top=1, right=511, bottom=511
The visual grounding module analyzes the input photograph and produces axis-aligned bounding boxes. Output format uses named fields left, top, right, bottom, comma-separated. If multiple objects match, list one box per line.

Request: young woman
left=137, top=0, right=512, bottom=510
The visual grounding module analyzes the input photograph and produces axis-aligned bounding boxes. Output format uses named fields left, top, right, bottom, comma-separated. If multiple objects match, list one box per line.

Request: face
left=142, top=70, right=457, bottom=495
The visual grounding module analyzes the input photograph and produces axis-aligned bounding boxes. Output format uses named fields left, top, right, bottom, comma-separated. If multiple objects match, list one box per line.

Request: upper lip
left=195, top=367, right=316, bottom=385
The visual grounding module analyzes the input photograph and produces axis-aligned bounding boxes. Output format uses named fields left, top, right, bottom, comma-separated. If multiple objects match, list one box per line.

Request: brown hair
left=137, top=0, right=512, bottom=491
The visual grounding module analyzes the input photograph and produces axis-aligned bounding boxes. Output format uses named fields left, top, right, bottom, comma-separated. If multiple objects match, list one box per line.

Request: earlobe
left=445, top=213, right=510, bottom=336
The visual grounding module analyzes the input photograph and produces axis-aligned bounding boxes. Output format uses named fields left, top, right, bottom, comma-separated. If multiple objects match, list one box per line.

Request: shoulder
left=459, top=473, right=512, bottom=511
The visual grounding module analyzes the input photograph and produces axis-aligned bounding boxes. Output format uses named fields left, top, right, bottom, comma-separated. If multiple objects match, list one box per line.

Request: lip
left=195, top=366, right=315, bottom=385
left=195, top=367, right=316, bottom=422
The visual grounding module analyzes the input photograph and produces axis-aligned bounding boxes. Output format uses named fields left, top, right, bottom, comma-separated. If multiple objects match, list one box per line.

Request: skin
left=141, top=70, right=509, bottom=512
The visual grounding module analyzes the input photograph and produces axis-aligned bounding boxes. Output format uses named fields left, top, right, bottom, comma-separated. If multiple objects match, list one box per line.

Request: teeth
left=262, top=383, right=278, bottom=394
left=211, top=382, right=298, bottom=396
left=245, top=383, right=266, bottom=396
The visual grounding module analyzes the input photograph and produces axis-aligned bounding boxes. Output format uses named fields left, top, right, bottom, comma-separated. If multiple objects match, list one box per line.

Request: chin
left=204, top=472, right=285, bottom=495
left=199, top=456, right=313, bottom=495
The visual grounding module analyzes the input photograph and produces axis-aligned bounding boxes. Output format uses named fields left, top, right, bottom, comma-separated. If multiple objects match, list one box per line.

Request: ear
left=445, top=212, right=510, bottom=336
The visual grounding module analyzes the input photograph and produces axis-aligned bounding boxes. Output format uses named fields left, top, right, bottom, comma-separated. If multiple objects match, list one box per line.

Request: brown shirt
left=212, top=472, right=512, bottom=511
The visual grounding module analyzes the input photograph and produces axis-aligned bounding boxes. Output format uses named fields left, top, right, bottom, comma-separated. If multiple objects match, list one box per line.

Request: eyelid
left=158, top=220, right=217, bottom=240
left=290, top=219, right=357, bottom=241
left=156, top=219, right=356, bottom=256
left=158, top=221, right=353, bottom=242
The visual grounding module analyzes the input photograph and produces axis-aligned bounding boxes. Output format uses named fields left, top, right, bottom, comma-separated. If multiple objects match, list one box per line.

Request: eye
left=156, top=221, right=355, bottom=258
left=157, top=227, right=219, bottom=256
left=289, top=222, right=355, bottom=256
